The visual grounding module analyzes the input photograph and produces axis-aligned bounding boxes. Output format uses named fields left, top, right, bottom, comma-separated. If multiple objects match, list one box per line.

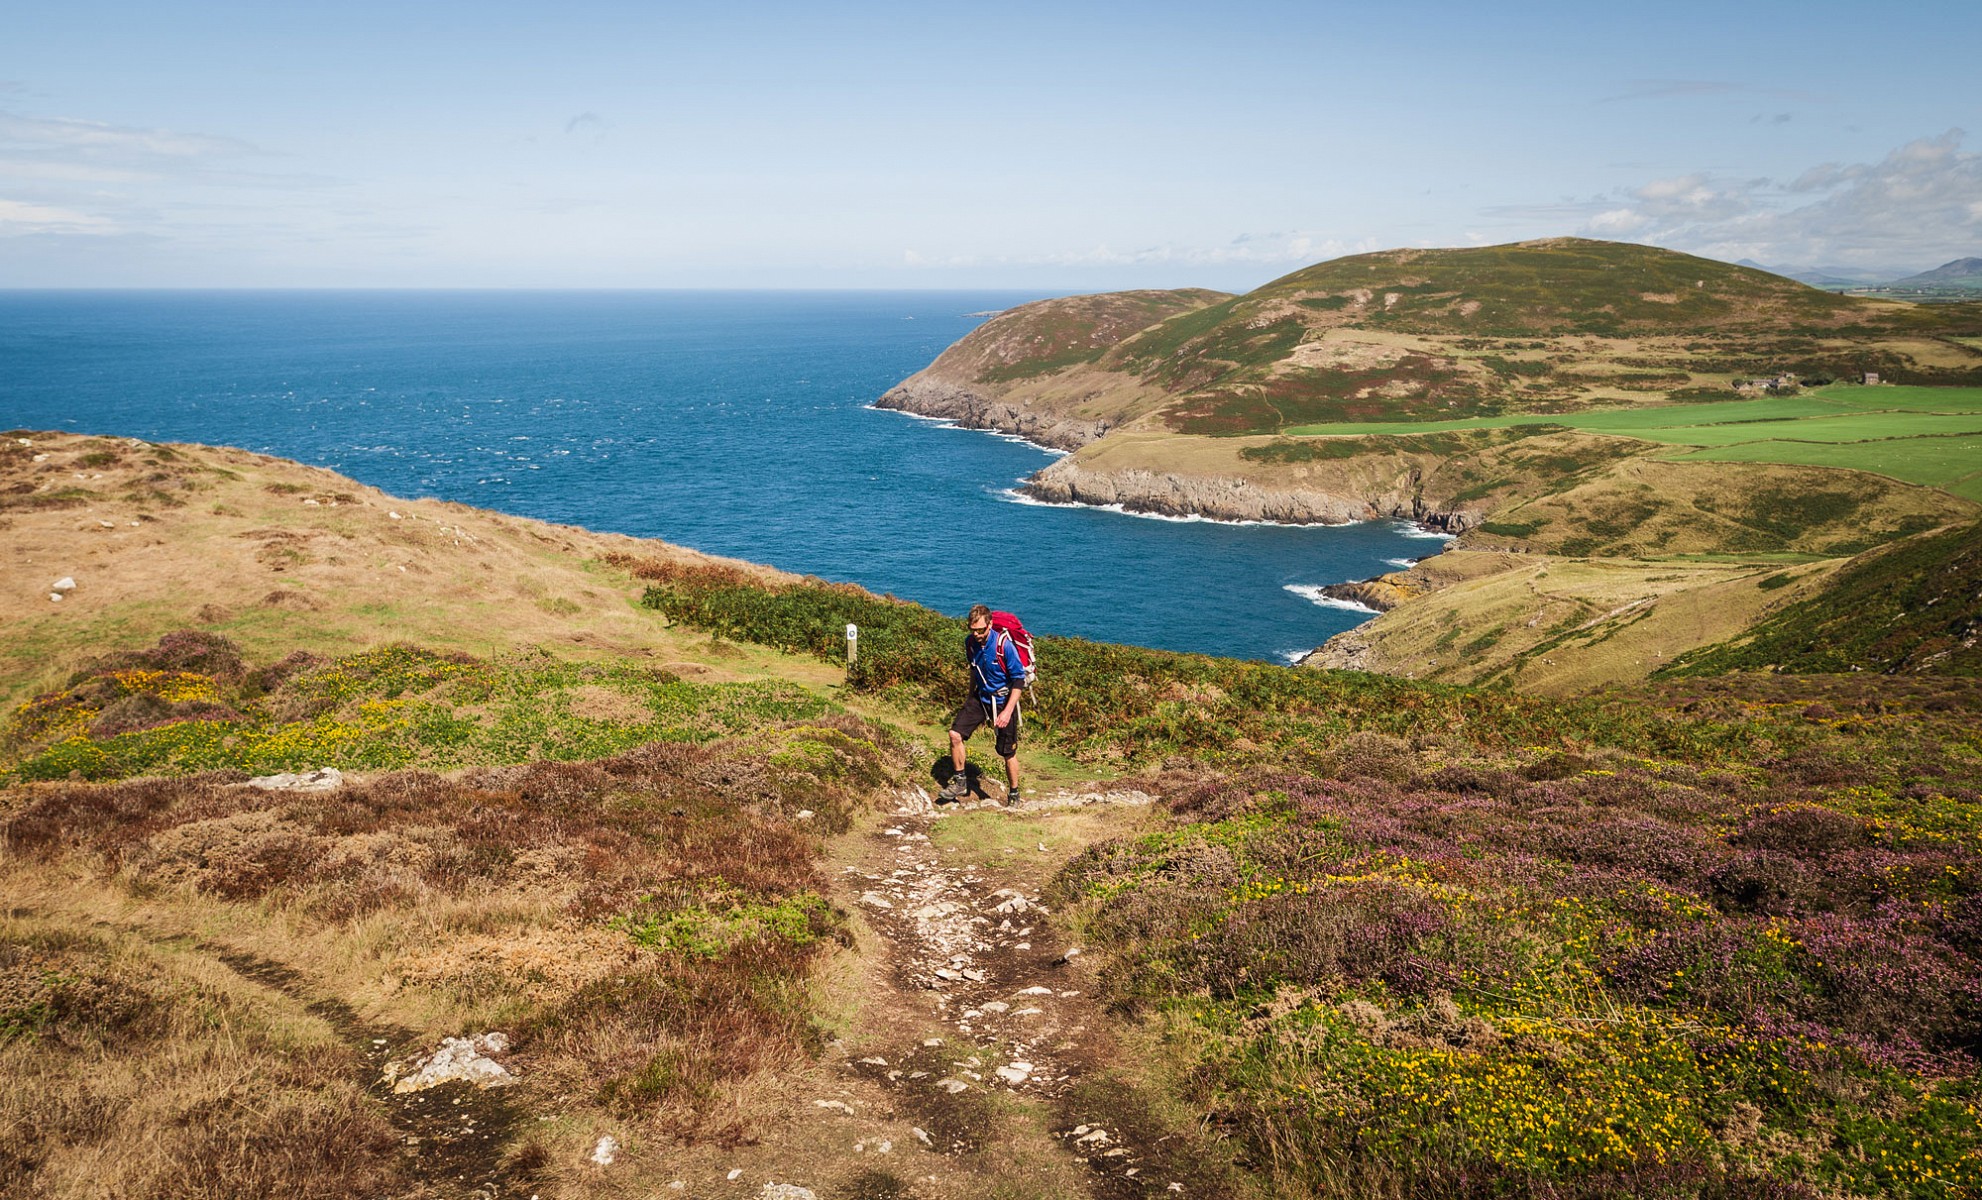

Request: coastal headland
left=876, top=237, right=1982, bottom=688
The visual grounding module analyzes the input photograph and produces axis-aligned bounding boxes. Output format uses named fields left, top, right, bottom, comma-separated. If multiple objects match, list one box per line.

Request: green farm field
left=1666, top=435, right=1982, bottom=499
left=1284, top=384, right=1982, bottom=500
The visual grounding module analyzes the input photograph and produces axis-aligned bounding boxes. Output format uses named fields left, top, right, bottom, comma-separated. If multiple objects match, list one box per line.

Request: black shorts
left=951, top=692, right=1020, bottom=758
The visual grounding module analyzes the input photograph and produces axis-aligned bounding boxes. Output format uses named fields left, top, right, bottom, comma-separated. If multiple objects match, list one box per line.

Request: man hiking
left=939, top=604, right=1025, bottom=805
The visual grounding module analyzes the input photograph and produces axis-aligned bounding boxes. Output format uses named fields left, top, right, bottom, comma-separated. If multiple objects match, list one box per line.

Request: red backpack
left=984, top=611, right=1038, bottom=688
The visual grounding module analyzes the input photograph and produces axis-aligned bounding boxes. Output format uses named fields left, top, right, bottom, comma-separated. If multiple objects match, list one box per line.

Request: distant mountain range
left=1736, top=255, right=1982, bottom=292
left=1892, top=257, right=1982, bottom=288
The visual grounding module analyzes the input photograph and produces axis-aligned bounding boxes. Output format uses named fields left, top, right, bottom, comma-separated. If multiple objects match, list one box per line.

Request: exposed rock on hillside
left=874, top=378, right=1112, bottom=451
left=1019, top=457, right=1478, bottom=529
left=875, top=288, right=1229, bottom=449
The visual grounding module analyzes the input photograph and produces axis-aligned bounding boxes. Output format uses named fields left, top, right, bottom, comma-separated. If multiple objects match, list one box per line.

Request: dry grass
left=0, top=916, right=404, bottom=1200
left=0, top=704, right=918, bottom=1198
left=1310, top=553, right=1848, bottom=694
left=0, top=430, right=785, bottom=710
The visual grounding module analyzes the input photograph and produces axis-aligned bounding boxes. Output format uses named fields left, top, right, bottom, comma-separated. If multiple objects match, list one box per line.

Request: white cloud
left=903, top=231, right=1378, bottom=272
left=1586, top=208, right=1652, bottom=235
left=1547, top=131, right=1981, bottom=272
left=0, top=112, right=257, bottom=160
left=0, top=198, right=115, bottom=234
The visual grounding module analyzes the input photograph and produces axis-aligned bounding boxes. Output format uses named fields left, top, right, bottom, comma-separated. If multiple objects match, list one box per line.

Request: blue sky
left=2, top=0, right=1977, bottom=288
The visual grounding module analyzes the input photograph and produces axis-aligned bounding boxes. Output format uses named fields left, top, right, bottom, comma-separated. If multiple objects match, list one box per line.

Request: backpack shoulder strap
left=994, top=630, right=1023, bottom=676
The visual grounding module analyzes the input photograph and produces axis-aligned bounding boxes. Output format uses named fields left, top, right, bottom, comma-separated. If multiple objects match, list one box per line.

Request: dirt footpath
left=817, top=787, right=1239, bottom=1200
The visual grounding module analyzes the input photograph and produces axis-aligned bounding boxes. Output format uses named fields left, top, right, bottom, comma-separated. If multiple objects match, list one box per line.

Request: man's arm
left=995, top=690, right=1020, bottom=726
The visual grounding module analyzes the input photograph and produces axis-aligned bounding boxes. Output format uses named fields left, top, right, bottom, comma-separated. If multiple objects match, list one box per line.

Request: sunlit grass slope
left=637, top=559, right=1982, bottom=1199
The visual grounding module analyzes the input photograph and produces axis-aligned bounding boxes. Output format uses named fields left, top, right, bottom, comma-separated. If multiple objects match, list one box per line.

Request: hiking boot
left=1004, top=787, right=1022, bottom=807
left=937, top=772, right=970, bottom=803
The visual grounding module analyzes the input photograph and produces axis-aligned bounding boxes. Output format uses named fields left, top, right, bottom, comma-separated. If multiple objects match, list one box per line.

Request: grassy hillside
left=1662, top=518, right=1982, bottom=677
left=1304, top=552, right=1848, bottom=694
left=895, top=238, right=1982, bottom=440
left=925, top=288, right=1230, bottom=384
left=6, top=444, right=1982, bottom=1198
left=634, top=563, right=1982, bottom=1199
left=0, top=429, right=790, bottom=710
left=1247, top=238, right=1867, bottom=336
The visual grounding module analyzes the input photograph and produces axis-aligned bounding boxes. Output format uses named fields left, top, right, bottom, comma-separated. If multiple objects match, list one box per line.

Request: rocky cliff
left=1018, top=457, right=1481, bottom=529
left=873, top=378, right=1111, bottom=451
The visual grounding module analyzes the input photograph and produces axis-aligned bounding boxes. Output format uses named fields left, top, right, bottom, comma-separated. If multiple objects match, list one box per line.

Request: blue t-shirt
left=966, top=632, right=1025, bottom=704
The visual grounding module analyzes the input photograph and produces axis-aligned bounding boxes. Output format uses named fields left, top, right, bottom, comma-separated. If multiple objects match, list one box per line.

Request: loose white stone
left=246, top=767, right=345, bottom=792
left=589, top=1135, right=618, bottom=1166
left=382, top=1032, right=514, bottom=1093
left=995, top=1062, right=1033, bottom=1085
left=389, top=511, right=402, bottom=519
left=860, top=892, right=893, bottom=909
left=728, top=1168, right=744, bottom=1180
left=795, top=809, right=815, bottom=820
left=936, top=1078, right=969, bottom=1094
left=1017, top=986, right=1052, bottom=996
left=51, top=577, right=76, bottom=592
left=813, top=1100, right=854, bottom=1114
left=759, top=1183, right=817, bottom=1200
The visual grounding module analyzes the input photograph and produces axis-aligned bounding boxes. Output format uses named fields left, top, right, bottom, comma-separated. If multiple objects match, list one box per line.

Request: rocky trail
left=820, top=785, right=1233, bottom=1200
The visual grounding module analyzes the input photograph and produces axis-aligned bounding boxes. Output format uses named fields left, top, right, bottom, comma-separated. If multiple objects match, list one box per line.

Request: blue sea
left=0, top=291, right=1440, bottom=661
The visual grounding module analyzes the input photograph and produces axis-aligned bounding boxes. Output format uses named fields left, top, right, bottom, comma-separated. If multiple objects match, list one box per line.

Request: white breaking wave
left=987, top=432, right=1071, bottom=456
left=998, top=487, right=1278, bottom=526
left=1283, top=584, right=1378, bottom=614
left=1397, top=522, right=1457, bottom=541
left=1276, top=648, right=1313, bottom=665
left=868, top=405, right=1067, bottom=456
left=1383, top=557, right=1418, bottom=568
